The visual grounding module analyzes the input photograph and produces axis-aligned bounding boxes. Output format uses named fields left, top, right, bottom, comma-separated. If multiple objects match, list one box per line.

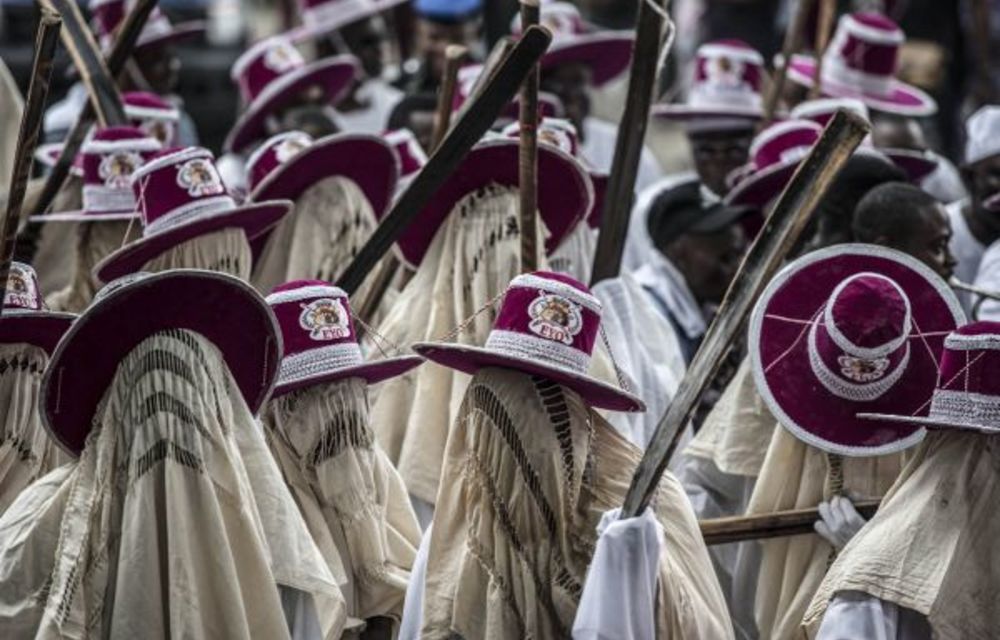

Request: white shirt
left=816, top=592, right=932, bottom=640
left=633, top=252, right=706, bottom=344
left=333, top=79, right=403, bottom=134
left=946, top=199, right=986, bottom=313
left=582, top=117, right=664, bottom=195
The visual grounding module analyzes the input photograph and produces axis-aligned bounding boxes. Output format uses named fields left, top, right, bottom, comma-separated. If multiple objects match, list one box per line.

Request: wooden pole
left=761, top=0, right=816, bottom=127
left=431, top=45, right=468, bottom=152
left=336, top=26, right=552, bottom=295
left=620, top=110, right=870, bottom=519
left=700, top=500, right=880, bottom=546
left=29, top=0, right=158, bottom=218
left=588, top=0, right=672, bottom=286
left=0, top=12, right=61, bottom=312
left=808, top=0, right=837, bottom=100
left=518, top=0, right=540, bottom=272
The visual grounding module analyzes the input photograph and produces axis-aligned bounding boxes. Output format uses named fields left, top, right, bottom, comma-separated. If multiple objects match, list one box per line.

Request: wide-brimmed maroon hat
left=384, top=128, right=428, bottom=194
left=94, top=147, right=292, bottom=283
left=42, top=269, right=281, bottom=456
left=859, top=322, right=1000, bottom=433
left=396, top=136, right=592, bottom=268
left=750, top=243, right=965, bottom=456
left=225, top=37, right=359, bottom=152
left=654, top=40, right=765, bottom=125
left=786, top=12, right=936, bottom=117
left=414, top=271, right=644, bottom=412
left=452, top=63, right=564, bottom=122
left=267, top=280, right=423, bottom=396
left=512, top=1, right=633, bottom=87
left=0, top=262, right=74, bottom=354
left=31, top=126, right=161, bottom=223
left=725, top=119, right=822, bottom=208
left=288, top=0, right=407, bottom=42
left=90, top=0, right=204, bottom=51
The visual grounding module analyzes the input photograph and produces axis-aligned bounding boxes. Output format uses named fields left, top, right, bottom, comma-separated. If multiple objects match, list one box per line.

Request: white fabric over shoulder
left=815, top=591, right=931, bottom=640
left=572, top=507, right=664, bottom=640
left=397, top=523, right=432, bottom=640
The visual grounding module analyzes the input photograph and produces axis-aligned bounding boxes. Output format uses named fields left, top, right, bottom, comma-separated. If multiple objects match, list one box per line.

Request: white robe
left=816, top=592, right=932, bottom=640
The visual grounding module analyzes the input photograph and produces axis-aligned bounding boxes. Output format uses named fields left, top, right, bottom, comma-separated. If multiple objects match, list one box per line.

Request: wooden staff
left=588, top=0, right=673, bottom=286
left=700, top=500, right=880, bottom=546
left=30, top=0, right=158, bottom=218
left=0, top=12, right=62, bottom=311
left=39, top=0, right=127, bottom=125
left=808, top=0, right=837, bottom=100
left=336, top=26, right=552, bottom=295
left=518, top=0, right=540, bottom=272
left=431, top=45, right=468, bottom=151
left=620, top=110, right=870, bottom=519
left=464, top=37, right=517, bottom=111
left=761, top=0, right=816, bottom=127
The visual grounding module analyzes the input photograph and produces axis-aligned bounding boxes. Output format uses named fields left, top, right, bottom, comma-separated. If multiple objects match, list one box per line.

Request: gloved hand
left=813, top=495, right=867, bottom=550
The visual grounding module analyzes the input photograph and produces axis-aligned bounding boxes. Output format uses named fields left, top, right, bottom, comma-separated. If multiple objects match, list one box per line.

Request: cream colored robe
left=46, top=218, right=138, bottom=312
left=141, top=226, right=253, bottom=280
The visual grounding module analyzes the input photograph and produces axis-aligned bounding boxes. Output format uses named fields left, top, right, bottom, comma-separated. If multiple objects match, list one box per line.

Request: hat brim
left=30, top=210, right=139, bottom=223
left=287, top=0, right=408, bottom=42
left=397, top=139, right=592, bottom=268
left=857, top=411, right=1000, bottom=435
left=272, top=353, right=424, bottom=397
left=724, top=158, right=800, bottom=208
left=41, top=269, right=281, bottom=457
left=542, top=32, right=634, bottom=87
left=34, top=143, right=83, bottom=176
left=883, top=148, right=938, bottom=183
left=94, top=200, right=292, bottom=284
left=750, top=243, right=965, bottom=457
left=225, top=56, right=358, bottom=153
left=0, top=311, right=75, bottom=355
left=412, top=342, right=645, bottom=412
left=786, top=55, right=937, bottom=117
left=135, top=20, right=206, bottom=50
left=652, top=104, right=763, bottom=122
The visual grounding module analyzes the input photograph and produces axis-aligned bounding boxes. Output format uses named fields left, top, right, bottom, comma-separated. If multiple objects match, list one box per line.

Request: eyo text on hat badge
left=299, top=298, right=350, bottom=341
left=176, top=158, right=225, bottom=197
left=100, top=151, right=143, bottom=189
left=528, top=293, right=582, bottom=345
left=838, top=354, right=889, bottom=383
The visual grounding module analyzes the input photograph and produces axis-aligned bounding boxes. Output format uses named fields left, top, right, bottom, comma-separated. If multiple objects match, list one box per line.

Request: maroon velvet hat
left=725, top=119, right=822, bottom=208
left=750, top=243, right=965, bottom=456
left=288, top=0, right=408, bottom=42
left=266, top=280, right=423, bottom=396
left=225, top=37, right=359, bottom=152
left=0, top=263, right=75, bottom=354
left=41, top=269, right=281, bottom=456
left=786, top=12, right=936, bottom=116
left=859, top=322, right=1000, bottom=433
left=414, top=271, right=644, bottom=412
left=94, top=147, right=292, bottom=283
left=452, top=63, right=564, bottom=122
left=90, top=0, right=204, bottom=51
left=31, top=126, right=161, bottom=223
left=654, top=40, right=765, bottom=124
left=512, top=2, right=633, bottom=87
left=396, top=137, right=592, bottom=268
left=384, top=128, right=428, bottom=193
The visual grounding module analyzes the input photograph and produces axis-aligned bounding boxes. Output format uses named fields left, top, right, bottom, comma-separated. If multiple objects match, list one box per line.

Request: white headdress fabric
left=0, top=344, right=69, bottom=515
left=548, top=224, right=597, bottom=284
left=803, top=430, right=1000, bottom=638
left=264, top=378, right=422, bottom=632
left=142, top=226, right=253, bottom=280
left=46, top=219, right=139, bottom=312
left=965, top=105, right=1000, bottom=166
left=24, top=177, right=82, bottom=295
left=748, top=425, right=907, bottom=640
left=419, top=367, right=733, bottom=639
left=31, top=329, right=344, bottom=639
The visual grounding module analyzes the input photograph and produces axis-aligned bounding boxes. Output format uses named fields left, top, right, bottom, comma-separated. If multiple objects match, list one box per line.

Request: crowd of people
left=0, top=0, right=998, bottom=638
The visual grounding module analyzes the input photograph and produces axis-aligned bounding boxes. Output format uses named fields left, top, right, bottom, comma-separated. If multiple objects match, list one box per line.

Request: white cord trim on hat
left=808, top=317, right=910, bottom=402
left=143, top=196, right=236, bottom=235
left=697, top=42, right=765, bottom=65
left=943, top=333, right=1000, bottom=351
left=265, top=285, right=348, bottom=305
left=83, top=137, right=162, bottom=154
left=823, top=273, right=912, bottom=360
left=279, top=342, right=364, bottom=384
left=485, top=329, right=590, bottom=374
left=125, top=104, right=180, bottom=122
left=688, top=87, right=763, bottom=112
left=301, top=0, right=370, bottom=30
left=82, top=185, right=136, bottom=213
left=928, top=389, right=1000, bottom=429
left=131, top=147, right=212, bottom=184
left=508, top=273, right=602, bottom=314
left=748, top=120, right=823, bottom=160
left=821, top=57, right=894, bottom=98
left=841, top=13, right=904, bottom=45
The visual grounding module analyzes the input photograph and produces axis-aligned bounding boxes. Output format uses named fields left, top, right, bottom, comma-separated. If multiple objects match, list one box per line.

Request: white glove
left=813, top=495, right=867, bottom=550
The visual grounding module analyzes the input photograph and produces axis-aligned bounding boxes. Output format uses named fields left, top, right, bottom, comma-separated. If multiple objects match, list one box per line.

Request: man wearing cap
left=803, top=321, right=1000, bottom=639
left=957, top=106, right=1000, bottom=316
left=398, top=0, right=483, bottom=95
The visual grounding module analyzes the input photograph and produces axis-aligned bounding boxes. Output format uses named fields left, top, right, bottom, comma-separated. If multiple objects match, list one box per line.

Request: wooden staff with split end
left=700, top=500, right=880, bottom=546
left=431, top=45, right=468, bottom=151
left=589, top=0, right=673, bottom=286
left=620, top=110, right=870, bottom=519
left=808, top=0, right=837, bottom=100
left=29, top=0, right=158, bottom=219
left=336, top=26, right=552, bottom=295
left=518, top=0, right=540, bottom=272
left=0, top=13, right=62, bottom=312
left=39, top=0, right=127, bottom=125
left=761, top=0, right=816, bottom=127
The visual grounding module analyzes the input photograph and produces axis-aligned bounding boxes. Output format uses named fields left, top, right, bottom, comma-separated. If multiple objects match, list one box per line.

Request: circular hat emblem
left=140, top=118, right=176, bottom=146
left=176, top=158, right=225, bottom=197
left=99, top=151, right=143, bottom=189
left=299, top=298, right=351, bottom=341
left=528, top=293, right=582, bottom=345
left=5, top=265, right=37, bottom=310
left=264, top=43, right=300, bottom=74
left=838, top=354, right=890, bottom=382
left=706, top=55, right=747, bottom=89
left=275, top=133, right=312, bottom=163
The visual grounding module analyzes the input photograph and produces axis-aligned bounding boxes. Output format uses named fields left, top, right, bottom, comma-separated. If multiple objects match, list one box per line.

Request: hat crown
left=247, top=131, right=315, bottom=192
left=90, top=0, right=173, bottom=48
left=512, top=1, right=586, bottom=40
left=81, top=126, right=161, bottom=215
left=915, top=322, right=1000, bottom=430
left=689, top=39, right=764, bottom=111
left=748, top=120, right=821, bottom=172
left=4, top=263, right=45, bottom=312
left=502, top=118, right=580, bottom=157
left=233, top=37, right=307, bottom=105
left=384, top=128, right=427, bottom=178
left=296, top=0, right=377, bottom=25
left=123, top=91, right=180, bottom=146
left=821, top=11, right=904, bottom=97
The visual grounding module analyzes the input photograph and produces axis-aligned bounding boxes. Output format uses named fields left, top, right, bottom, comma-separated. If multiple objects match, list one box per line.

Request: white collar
left=633, top=252, right=707, bottom=340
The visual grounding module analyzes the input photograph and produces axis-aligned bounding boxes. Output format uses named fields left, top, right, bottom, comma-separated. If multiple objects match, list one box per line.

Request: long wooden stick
left=431, top=45, right=468, bottom=152
left=39, top=0, right=126, bottom=126
left=761, top=0, right=816, bottom=127
left=808, top=0, right=837, bottom=100
left=700, top=500, right=880, bottom=546
left=518, top=0, right=540, bottom=272
left=620, top=110, right=870, bottom=519
left=336, top=26, right=552, bottom=295
left=29, top=0, right=158, bottom=219
left=588, top=0, right=672, bottom=286
left=0, top=12, right=62, bottom=311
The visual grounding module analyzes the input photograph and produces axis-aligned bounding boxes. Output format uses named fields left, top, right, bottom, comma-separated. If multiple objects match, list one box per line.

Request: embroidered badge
left=838, top=355, right=890, bottom=383
left=275, top=133, right=312, bottom=163
left=528, top=293, right=582, bottom=345
left=299, top=298, right=351, bottom=341
left=537, top=124, right=573, bottom=155
left=140, top=119, right=175, bottom=146
left=99, top=151, right=143, bottom=189
left=176, top=158, right=224, bottom=197
left=705, top=55, right=747, bottom=90
left=264, top=43, right=300, bottom=73
left=5, top=265, right=37, bottom=310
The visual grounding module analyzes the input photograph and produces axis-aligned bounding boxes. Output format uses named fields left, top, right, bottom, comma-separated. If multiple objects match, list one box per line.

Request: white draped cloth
left=142, top=226, right=253, bottom=280
left=46, top=219, right=139, bottom=312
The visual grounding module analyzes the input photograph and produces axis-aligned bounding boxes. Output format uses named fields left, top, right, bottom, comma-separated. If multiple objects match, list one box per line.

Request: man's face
left=132, top=44, right=180, bottom=94
left=687, top=128, right=754, bottom=196
left=668, top=225, right=745, bottom=306
left=341, top=18, right=387, bottom=79
left=415, top=18, right=481, bottom=82
left=871, top=114, right=927, bottom=151
left=540, top=63, right=592, bottom=136
left=965, top=155, right=1000, bottom=226
left=888, top=204, right=956, bottom=280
